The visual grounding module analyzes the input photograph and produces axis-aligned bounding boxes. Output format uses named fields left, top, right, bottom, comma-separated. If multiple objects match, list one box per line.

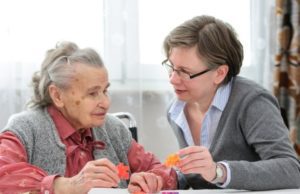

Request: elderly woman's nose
left=97, top=94, right=110, bottom=108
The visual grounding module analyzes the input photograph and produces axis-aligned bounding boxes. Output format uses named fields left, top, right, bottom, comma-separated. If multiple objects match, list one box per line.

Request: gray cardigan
left=2, top=108, right=132, bottom=188
left=168, top=76, right=300, bottom=190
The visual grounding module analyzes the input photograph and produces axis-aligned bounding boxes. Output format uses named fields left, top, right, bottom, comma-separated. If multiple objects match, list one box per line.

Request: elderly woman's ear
left=48, top=84, right=64, bottom=108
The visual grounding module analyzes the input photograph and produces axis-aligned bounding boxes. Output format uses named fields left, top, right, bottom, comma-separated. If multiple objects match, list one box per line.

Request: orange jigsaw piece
left=165, top=153, right=180, bottom=167
left=117, top=162, right=129, bottom=180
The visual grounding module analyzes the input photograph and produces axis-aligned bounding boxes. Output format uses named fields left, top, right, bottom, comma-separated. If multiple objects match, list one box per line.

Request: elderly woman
left=0, top=41, right=177, bottom=193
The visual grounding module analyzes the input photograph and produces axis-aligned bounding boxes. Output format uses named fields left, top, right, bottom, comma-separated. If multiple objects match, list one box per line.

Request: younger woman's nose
left=169, top=71, right=182, bottom=85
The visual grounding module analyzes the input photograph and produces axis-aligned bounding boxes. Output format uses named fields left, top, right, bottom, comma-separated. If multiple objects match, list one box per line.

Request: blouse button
left=80, top=151, right=85, bottom=158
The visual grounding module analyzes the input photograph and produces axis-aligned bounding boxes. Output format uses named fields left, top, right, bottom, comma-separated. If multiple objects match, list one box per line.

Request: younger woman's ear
left=214, top=65, right=229, bottom=84
left=48, top=84, right=64, bottom=108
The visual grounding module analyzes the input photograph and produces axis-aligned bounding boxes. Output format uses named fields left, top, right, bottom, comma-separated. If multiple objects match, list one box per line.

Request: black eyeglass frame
left=161, top=59, right=212, bottom=80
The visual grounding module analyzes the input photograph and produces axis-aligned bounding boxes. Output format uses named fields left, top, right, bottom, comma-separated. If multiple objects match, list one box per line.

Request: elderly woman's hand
left=128, top=172, right=163, bottom=193
left=54, top=158, right=120, bottom=194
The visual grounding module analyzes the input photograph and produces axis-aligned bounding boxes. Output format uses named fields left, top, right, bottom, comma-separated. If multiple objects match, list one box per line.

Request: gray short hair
left=163, top=15, right=243, bottom=83
left=28, top=41, right=105, bottom=108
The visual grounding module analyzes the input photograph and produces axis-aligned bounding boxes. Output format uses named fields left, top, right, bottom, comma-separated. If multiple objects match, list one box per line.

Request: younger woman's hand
left=178, top=146, right=216, bottom=182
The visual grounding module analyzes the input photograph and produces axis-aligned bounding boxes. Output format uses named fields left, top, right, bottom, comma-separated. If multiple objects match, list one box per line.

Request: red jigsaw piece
left=117, top=162, right=129, bottom=180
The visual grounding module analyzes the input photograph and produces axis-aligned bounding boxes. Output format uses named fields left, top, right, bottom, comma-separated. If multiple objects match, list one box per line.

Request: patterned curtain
left=274, top=0, right=300, bottom=156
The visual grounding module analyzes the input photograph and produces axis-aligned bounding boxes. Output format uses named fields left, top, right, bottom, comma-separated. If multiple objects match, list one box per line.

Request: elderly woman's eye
left=89, top=92, right=98, bottom=97
left=103, top=90, right=109, bottom=95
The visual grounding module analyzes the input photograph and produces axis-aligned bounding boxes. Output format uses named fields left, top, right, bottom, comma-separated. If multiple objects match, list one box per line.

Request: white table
left=89, top=188, right=300, bottom=194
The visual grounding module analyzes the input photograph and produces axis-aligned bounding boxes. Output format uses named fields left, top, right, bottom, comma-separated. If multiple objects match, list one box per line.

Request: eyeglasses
left=161, top=59, right=211, bottom=80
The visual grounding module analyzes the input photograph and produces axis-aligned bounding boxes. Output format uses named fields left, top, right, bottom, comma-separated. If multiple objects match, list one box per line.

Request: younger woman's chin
left=176, top=95, right=189, bottom=102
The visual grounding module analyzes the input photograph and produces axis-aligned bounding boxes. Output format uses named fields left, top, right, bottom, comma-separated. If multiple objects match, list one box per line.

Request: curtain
left=274, top=0, right=300, bottom=155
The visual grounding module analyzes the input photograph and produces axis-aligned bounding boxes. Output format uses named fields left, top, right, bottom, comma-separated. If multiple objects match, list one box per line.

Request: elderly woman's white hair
left=28, top=41, right=105, bottom=108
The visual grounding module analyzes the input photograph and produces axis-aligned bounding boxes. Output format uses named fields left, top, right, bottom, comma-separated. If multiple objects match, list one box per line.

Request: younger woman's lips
left=175, top=89, right=186, bottom=94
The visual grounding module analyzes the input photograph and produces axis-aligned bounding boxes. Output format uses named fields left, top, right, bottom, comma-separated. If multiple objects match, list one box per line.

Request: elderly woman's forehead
left=72, top=62, right=105, bottom=72
left=72, top=65, right=107, bottom=79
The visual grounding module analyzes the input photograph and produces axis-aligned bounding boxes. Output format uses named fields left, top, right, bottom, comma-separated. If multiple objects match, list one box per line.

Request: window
left=0, top=0, right=252, bottom=89
left=0, top=0, right=104, bottom=88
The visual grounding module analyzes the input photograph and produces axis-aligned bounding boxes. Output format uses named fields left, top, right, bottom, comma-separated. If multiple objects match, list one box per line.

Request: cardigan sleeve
left=228, top=93, right=300, bottom=190
left=0, top=131, right=57, bottom=194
